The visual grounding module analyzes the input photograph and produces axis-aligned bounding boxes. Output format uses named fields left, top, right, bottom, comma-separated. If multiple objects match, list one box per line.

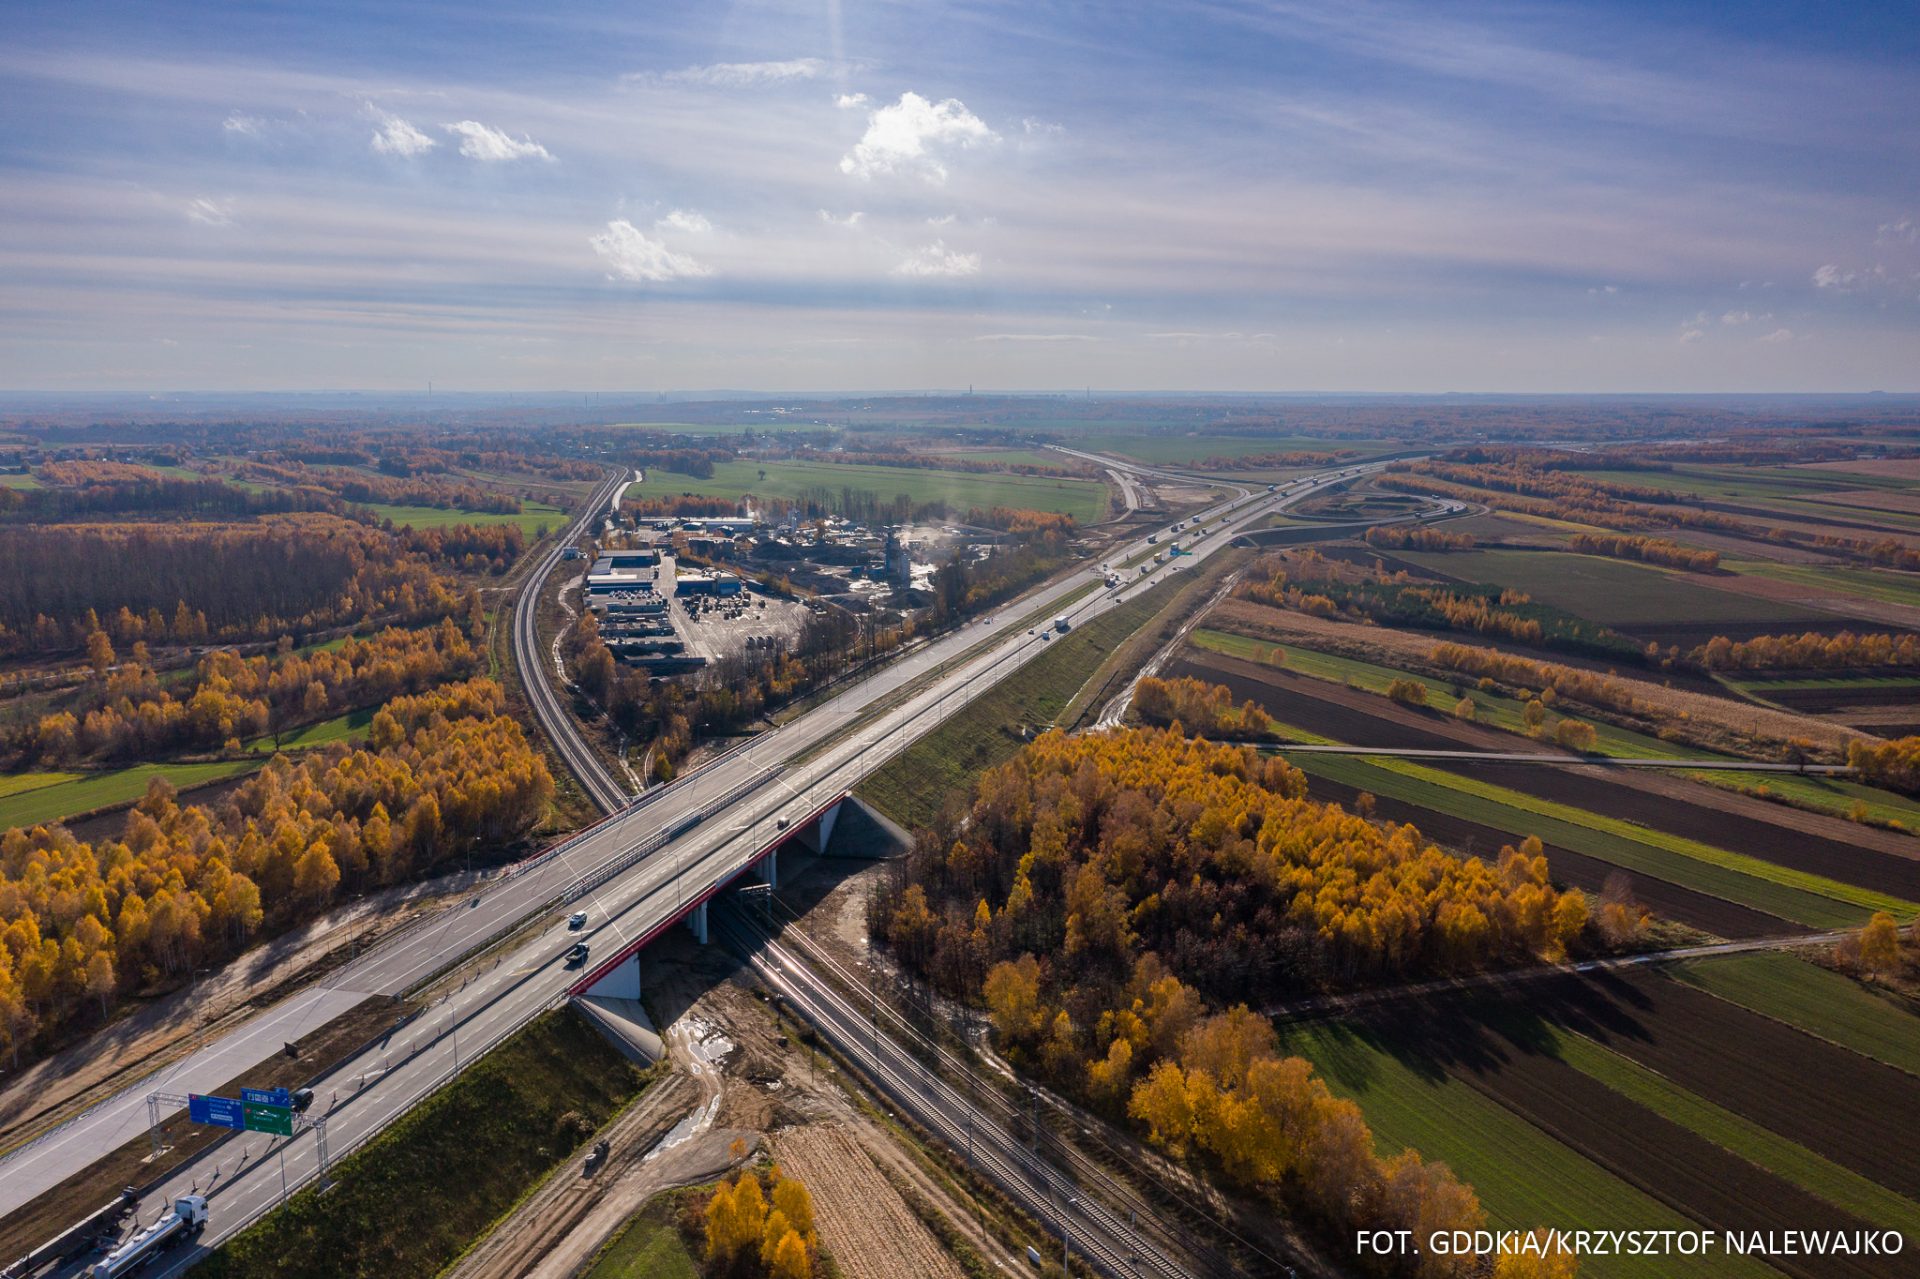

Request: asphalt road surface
left=4, top=456, right=1373, bottom=1276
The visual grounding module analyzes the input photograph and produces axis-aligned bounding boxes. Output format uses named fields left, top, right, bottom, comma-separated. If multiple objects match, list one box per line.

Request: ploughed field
left=1280, top=956, right=1920, bottom=1279
left=1165, top=648, right=1920, bottom=938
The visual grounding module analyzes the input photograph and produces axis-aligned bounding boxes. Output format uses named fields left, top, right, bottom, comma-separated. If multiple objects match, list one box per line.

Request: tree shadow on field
left=1309, top=968, right=1663, bottom=1088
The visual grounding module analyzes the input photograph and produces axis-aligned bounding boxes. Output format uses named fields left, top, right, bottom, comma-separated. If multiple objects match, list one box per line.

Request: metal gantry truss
left=144, top=1091, right=332, bottom=1190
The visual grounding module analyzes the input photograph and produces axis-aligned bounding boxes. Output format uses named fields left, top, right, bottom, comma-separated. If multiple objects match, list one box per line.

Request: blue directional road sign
left=241, top=1087, right=291, bottom=1108
left=187, top=1093, right=246, bottom=1130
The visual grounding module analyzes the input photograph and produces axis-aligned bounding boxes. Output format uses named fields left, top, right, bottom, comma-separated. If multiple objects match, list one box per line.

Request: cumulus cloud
left=223, top=112, right=266, bottom=138
left=1678, top=328, right=1704, bottom=343
left=818, top=209, right=865, bottom=227
left=1721, top=310, right=1758, bottom=325
left=1757, top=328, right=1795, bottom=343
left=589, top=220, right=710, bottom=282
left=662, top=58, right=826, bottom=87
left=834, top=93, right=869, bottom=109
left=185, top=197, right=234, bottom=226
left=656, top=209, right=712, bottom=234
left=369, top=108, right=435, bottom=157
left=1813, top=263, right=1859, bottom=290
left=891, top=241, right=980, bottom=278
left=444, top=120, right=553, bottom=162
left=841, top=92, right=997, bottom=182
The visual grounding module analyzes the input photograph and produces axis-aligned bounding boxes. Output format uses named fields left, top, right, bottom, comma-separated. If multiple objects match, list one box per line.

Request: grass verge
left=581, top=1191, right=699, bottom=1279
left=199, top=1007, right=648, bottom=1279
left=858, top=576, right=1190, bottom=829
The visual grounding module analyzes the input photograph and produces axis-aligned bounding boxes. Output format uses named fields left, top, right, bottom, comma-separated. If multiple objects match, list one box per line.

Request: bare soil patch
left=774, top=1124, right=969, bottom=1279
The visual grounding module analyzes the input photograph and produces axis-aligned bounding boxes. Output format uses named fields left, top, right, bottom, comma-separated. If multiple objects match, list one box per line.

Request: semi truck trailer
left=86, top=1196, right=207, bottom=1278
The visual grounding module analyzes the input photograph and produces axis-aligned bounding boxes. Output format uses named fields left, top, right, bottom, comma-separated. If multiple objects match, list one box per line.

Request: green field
left=1189, top=628, right=1707, bottom=761
left=860, top=577, right=1188, bottom=828
left=582, top=1195, right=699, bottom=1279
left=1291, top=753, right=1906, bottom=929
left=1665, top=952, right=1920, bottom=1077
left=0, top=759, right=258, bottom=830
left=201, top=1009, right=648, bottom=1279
left=1731, top=561, right=1920, bottom=610
left=632, top=458, right=1111, bottom=524
left=246, top=708, right=374, bottom=753
left=0, top=473, right=41, bottom=489
left=1277, top=1021, right=1748, bottom=1279
left=1065, top=431, right=1384, bottom=466
left=0, top=770, right=79, bottom=800
left=363, top=501, right=566, bottom=538
left=1688, top=769, right=1920, bottom=831
left=1541, top=1019, right=1920, bottom=1244
left=1396, top=548, right=1824, bottom=627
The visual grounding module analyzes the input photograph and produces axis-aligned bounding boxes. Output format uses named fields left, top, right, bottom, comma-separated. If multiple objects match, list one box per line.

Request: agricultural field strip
left=632, top=458, right=1111, bottom=525
left=1663, top=953, right=1920, bottom=1078
left=1277, top=1021, right=1759, bottom=1279
left=1732, top=562, right=1920, bottom=611
left=1187, top=622, right=1920, bottom=841
left=0, top=759, right=258, bottom=830
left=1355, top=757, right=1917, bottom=916
left=1190, top=627, right=1707, bottom=761
left=1290, top=754, right=1887, bottom=930
left=0, top=771, right=78, bottom=799
left=1545, top=1022, right=1920, bottom=1241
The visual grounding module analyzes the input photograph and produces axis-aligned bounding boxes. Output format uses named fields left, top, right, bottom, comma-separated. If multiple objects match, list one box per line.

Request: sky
left=1, top=0, right=1917, bottom=393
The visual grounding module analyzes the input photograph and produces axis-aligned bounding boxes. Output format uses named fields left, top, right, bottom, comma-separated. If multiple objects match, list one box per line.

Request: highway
left=3, top=455, right=1371, bottom=1276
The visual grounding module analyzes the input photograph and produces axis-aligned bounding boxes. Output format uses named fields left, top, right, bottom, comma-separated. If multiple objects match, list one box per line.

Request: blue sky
left=1, top=0, right=1916, bottom=392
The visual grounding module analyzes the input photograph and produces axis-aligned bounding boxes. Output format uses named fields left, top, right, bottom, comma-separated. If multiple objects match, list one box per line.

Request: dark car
left=565, top=942, right=590, bottom=966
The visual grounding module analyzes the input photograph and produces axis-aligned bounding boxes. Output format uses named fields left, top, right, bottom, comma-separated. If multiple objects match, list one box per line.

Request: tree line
left=0, top=517, right=471, bottom=656
left=0, top=677, right=553, bottom=1067
left=872, top=727, right=1582, bottom=1277
left=9, top=616, right=482, bottom=767
left=1694, top=629, right=1920, bottom=671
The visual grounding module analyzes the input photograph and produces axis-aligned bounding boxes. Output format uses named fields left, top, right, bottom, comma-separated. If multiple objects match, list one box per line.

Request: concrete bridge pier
left=686, top=899, right=709, bottom=944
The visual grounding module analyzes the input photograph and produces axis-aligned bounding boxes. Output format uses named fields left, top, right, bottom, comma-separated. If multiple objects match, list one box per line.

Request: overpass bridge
left=565, top=789, right=851, bottom=1000
left=2, top=454, right=1382, bottom=1277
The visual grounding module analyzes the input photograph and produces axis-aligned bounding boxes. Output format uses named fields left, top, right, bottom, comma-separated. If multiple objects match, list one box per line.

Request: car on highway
left=568, top=910, right=588, bottom=930
left=564, top=942, right=591, bottom=966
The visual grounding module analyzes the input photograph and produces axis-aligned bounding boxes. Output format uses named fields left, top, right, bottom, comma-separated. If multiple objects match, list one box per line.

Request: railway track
left=511, top=469, right=630, bottom=813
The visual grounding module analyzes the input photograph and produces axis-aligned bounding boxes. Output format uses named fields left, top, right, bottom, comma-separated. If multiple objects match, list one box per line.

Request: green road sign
left=243, top=1102, right=294, bottom=1136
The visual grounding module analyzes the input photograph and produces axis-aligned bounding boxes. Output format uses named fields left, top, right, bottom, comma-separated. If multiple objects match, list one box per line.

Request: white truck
left=88, top=1196, right=207, bottom=1277
left=1053, top=616, right=1071, bottom=634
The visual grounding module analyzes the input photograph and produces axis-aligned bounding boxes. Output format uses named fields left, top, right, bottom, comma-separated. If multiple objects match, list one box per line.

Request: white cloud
left=1757, top=327, right=1795, bottom=343
left=1877, top=217, right=1917, bottom=245
left=891, top=241, right=980, bottom=278
left=818, top=209, right=865, bottom=227
left=185, top=197, right=234, bottom=226
left=835, top=93, right=869, bottom=109
left=926, top=214, right=956, bottom=227
left=973, top=333, right=1094, bottom=342
left=662, top=58, right=826, bottom=87
left=369, top=108, right=435, bottom=158
left=656, top=209, right=711, bottom=234
left=1586, top=284, right=1618, bottom=295
left=1813, top=263, right=1859, bottom=290
left=223, top=112, right=265, bottom=138
left=841, top=92, right=997, bottom=183
left=1678, top=328, right=1704, bottom=343
left=589, top=220, right=710, bottom=282
left=444, top=120, right=553, bottom=162
left=1721, top=310, right=1754, bottom=325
